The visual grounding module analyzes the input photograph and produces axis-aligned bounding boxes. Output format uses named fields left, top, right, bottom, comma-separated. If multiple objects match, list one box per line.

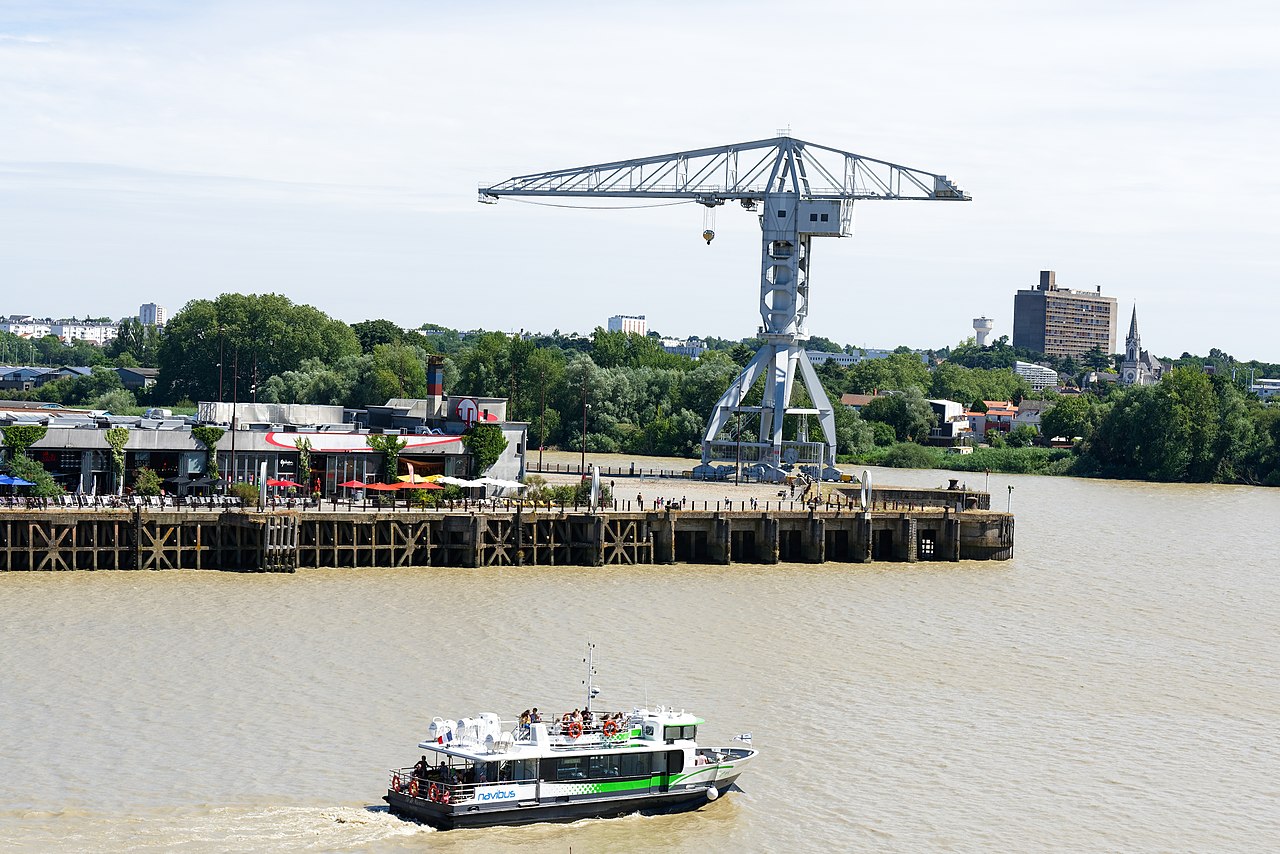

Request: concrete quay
left=0, top=489, right=1012, bottom=573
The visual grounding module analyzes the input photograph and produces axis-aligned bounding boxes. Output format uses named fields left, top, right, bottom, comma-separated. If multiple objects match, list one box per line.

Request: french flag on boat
left=437, top=731, right=452, bottom=744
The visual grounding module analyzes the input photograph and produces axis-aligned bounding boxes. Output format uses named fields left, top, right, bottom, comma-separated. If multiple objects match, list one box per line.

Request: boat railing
left=387, top=767, right=479, bottom=805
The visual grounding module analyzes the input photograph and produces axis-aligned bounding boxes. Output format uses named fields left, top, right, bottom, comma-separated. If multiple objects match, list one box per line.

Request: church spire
left=1127, top=304, right=1139, bottom=344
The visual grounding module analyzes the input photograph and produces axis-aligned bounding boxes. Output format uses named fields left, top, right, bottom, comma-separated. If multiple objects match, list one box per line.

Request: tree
left=94, top=388, right=136, bottom=413
left=351, top=319, right=406, bottom=353
left=365, top=433, right=407, bottom=483
left=105, top=426, right=130, bottom=493
left=461, top=423, right=509, bottom=475
left=1039, top=395, right=1101, bottom=443
left=1, top=424, right=48, bottom=457
left=106, top=318, right=160, bottom=366
left=1006, top=424, right=1038, bottom=448
left=155, top=293, right=360, bottom=403
left=861, top=388, right=935, bottom=442
left=846, top=352, right=930, bottom=395
left=6, top=453, right=63, bottom=497
left=190, top=426, right=225, bottom=479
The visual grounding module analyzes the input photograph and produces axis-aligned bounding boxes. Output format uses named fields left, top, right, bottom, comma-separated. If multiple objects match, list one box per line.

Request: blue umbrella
left=0, top=475, right=12, bottom=486
left=8, top=476, right=34, bottom=487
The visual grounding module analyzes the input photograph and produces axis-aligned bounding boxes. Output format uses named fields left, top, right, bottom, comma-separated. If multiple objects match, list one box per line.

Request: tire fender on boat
left=705, top=785, right=718, bottom=801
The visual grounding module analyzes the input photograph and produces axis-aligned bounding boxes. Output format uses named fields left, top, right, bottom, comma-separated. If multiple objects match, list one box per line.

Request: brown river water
left=1, top=465, right=1278, bottom=852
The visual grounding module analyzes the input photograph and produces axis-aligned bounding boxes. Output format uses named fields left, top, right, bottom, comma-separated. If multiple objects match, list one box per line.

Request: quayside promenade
left=0, top=486, right=1012, bottom=572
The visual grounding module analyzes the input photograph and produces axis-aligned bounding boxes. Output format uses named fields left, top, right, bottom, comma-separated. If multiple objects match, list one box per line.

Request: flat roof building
left=607, top=315, right=646, bottom=336
left=1012, top=271, right=1117, bottom=359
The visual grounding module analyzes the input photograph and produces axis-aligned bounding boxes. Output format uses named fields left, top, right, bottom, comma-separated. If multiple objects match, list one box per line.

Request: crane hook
left=702, top=206, right=716, bottom=245
left=702, top=229, right=715, bottom=245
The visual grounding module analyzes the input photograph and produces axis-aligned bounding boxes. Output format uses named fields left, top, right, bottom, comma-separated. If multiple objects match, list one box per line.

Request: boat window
left=588, top=754, right=621, bottom=778
left=663, top=725, right=697, bottom=741
left=541, top=757, right=589, bottom=781
left=618, top=752, right=652, bottom=778
left=667, top=750, right=684, bottom=775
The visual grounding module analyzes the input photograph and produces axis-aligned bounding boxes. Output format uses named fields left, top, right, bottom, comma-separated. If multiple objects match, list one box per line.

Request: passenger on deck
left=531, top=708, right=542, bottom=723
left=519, top=709, right=531, bottom=729
left=583, top=708, right=594, bottom=727
left=413, top=755, right=430, bottom=779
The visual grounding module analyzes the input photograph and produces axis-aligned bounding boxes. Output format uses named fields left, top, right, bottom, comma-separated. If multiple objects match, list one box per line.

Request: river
left=1, top=467, right=1277, bottom=852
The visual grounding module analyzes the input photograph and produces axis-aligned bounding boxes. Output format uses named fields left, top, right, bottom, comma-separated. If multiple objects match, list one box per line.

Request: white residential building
left=139, top=303, right=167, bottom=327
left=1251, top=378, right=1280, bottom=400
left=1014, top=360, right=1060, bottom=390
left=51, top=320, right=119, bottom=345
left=660, top=337, right=708, bottom=359
left=0, top=315, right=53, bottom=339
left=607, top=315, right=646, bottom=336
left=808, top=348, right=906, bottom=368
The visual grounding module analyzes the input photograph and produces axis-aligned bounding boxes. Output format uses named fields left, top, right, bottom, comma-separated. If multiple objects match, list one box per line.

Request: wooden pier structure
left=0, top=489, right=1012, bottom=573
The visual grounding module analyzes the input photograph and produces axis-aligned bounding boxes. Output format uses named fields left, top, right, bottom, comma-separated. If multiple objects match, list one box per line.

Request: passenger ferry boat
left=383, top=651, right=756, bottom=829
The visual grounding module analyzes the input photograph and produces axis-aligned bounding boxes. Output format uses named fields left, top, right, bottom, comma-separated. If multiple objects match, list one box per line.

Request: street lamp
left=580, top=373, right=589, bottom=475
left=538, top=371, right=546, bottom=472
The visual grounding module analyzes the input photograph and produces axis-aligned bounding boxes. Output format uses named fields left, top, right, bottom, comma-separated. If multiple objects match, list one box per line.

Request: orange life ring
left=567, top=720, right=583, bottom=738
left=428, top=783, right=440, bottom=802
left=603, top=719, right=619, bottom=737
left=392, top=772, right=402, bottom=791
left=440, top=787, right=452, bottom=805
left=408, top=779, right=419, bottom=798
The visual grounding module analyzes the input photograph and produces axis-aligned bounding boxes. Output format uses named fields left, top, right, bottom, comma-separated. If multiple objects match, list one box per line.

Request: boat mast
left=583, top=641, right=599, bottom=713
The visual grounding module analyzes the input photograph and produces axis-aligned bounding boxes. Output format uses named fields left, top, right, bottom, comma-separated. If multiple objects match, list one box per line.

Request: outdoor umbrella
left=191, top=476, right=223, bottom=487
left=337, top=480, right=368, bottom=488
left=266, top=478, right=305, bottom=489
left=0, top=475, right=12, bottom=486
left=362, top=482, right=400, bottom=492
left=436, top=476, right=484, bottom=487
left=9, top=477, right=34, bottom=487
left=395, top=481, right=442, bottom=490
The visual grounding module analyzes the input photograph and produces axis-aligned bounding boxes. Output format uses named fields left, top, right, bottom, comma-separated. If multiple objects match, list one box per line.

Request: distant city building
left=50, top=320, right=119, bottom=345
left=139, top=303, right=167, bottom=327
left=1251, top=378, right=1280, bottom=400
left=1013, top=360, right=1060, bottom=391
left=1119, top=305, right=1166, bottom=386
left=1012, top=270, right=1117, bottom=358
left=0, top=315, right=53, bottom=339
left=808, top=348, right=914, bottom=368
left=927, top=399, right=973, bottom=444
left=973, top=316, right=993, bottom=347
left=607, top=314, right=646, bottom=336
left=660, top=337, right=708, bottom=359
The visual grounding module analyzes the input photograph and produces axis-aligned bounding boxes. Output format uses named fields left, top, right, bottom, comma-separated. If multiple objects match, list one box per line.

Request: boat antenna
left=583, top=641, right=599, bottom=713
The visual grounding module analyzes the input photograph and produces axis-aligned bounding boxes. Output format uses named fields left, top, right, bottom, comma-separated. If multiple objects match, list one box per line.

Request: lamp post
left=580, top=374, right=589, bottom=475
left=538, top=371, right=546, bottom=472
left=230, top=348, right=238, bottom=489
left=1007, top=484, right=1014, bottom=513
left=735, top=410, right=742, bottom=485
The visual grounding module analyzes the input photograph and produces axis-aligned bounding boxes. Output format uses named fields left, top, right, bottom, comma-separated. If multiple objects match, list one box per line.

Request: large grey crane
left=480, top=134, right=970, bottom=482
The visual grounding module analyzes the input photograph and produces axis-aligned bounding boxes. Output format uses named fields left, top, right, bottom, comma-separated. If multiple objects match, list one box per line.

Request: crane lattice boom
left=480, top=135, right=970, bottom=482
left=480, top=136, right=968, bottom=203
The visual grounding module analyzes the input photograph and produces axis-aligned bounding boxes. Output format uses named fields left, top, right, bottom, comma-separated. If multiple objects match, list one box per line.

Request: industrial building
left=606, top=315, right=647, bottom=336
left=1012, top=271, right=1117, bottom=358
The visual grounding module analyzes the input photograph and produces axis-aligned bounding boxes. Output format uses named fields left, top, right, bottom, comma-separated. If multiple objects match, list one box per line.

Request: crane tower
left=479, top=135, right=970, bottom=482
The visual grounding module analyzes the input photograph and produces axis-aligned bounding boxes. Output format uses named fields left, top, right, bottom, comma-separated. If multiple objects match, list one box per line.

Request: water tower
left=973, top=317, right=993, bottom=347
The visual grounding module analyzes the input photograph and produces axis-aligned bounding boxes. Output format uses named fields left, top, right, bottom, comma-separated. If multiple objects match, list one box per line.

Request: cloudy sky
left=2, top=1, right=1277, bottom=361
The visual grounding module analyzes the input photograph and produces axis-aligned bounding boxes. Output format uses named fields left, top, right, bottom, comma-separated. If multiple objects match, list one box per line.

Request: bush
left=229, top=482, right=260, bottom=505
left=133, top=466, right=162, bottom=496
left=880, top=442, right=942, bottom=470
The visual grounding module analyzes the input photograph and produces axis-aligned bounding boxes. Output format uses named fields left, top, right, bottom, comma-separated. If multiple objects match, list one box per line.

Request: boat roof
left=415, top=706, right=705, bottom=762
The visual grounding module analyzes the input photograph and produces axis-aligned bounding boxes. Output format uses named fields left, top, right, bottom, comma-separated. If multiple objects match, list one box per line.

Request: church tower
left=1121, top=305, right=1162, bottom=385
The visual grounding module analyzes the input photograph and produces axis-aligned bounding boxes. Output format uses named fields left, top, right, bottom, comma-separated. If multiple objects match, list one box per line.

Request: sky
left=2, top=0, right=1278, bottom=362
